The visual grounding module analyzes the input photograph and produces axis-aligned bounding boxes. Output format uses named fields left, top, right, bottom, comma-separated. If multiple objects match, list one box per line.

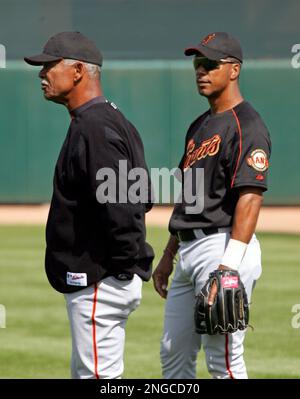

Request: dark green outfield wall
left=0, top=60, right=299, bottom=204
left=1, top=0, right=299, bottom=60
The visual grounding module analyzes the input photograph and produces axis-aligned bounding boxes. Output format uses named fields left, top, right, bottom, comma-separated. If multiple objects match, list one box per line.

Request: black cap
left=24, top=31, right=103, bottom=66
left=184, top=32, right=243, bottom=63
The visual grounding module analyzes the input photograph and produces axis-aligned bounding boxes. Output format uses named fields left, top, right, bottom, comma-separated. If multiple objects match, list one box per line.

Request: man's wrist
left=221, top=239, right=248, bottom=270
left=218, top=264, right=233, bottom=271
left=163, top=247, right=176, bottom=259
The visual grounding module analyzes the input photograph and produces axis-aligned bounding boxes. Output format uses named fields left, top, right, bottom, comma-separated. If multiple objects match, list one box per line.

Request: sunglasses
left=193, top=57, right=240, bottom=71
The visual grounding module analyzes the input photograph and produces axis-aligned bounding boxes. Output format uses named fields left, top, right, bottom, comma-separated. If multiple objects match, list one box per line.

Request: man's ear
left=230, top=63, right=241, bottom=80
left=73, top=62, right=84, bottom=83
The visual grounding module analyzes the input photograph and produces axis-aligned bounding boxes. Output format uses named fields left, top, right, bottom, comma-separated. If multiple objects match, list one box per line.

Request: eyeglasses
left=193, top=57, right=240, bottom=71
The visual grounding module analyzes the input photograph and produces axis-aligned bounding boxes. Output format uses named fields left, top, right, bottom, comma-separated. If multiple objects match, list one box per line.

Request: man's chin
left=198, top=89, right=209, bottom=98
left=198, top=88, right=217, bottom=99
left=43, top=93, right=64, bottom=104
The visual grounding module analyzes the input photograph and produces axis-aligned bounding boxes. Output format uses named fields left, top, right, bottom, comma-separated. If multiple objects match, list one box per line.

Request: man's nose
left=39, top=67, right=46, bottom=79
left=196, top=66, right=207, bottom=78
left=196, top=65, right=207, bottom=75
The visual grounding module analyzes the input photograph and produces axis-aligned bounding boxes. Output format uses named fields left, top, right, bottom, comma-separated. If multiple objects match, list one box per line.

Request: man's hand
left=207, top=187, right=263, bottom=306
left=152, top=253, right=174, bottom=299
left=207, top=264, right=232, bottom=305
left=195, top=268, right=249, bottom=335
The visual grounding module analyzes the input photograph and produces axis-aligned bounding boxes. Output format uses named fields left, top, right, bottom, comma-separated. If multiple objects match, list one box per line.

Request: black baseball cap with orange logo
left=184, top=32, right=243, bottom=63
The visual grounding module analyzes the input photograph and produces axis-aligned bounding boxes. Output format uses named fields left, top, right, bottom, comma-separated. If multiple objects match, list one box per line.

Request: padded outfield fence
left=0, top=60, right=298, bottom=204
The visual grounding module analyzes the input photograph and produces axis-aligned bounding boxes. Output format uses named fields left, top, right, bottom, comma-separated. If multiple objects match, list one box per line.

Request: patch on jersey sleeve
left=247, top=149, right=269, bottom=172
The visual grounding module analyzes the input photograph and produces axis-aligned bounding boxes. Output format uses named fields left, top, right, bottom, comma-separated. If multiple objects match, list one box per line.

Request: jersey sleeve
left=227, top=111, right=271, bottom=191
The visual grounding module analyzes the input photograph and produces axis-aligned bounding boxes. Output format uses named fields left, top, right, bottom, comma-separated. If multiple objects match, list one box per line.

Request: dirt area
left=146, top=206, right=300, bottom=234
left=0, top=204, right=299, bottom=233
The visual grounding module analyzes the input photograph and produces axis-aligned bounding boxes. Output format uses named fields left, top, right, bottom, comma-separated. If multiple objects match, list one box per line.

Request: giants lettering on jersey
left=183, top=134, right=221, bottom=170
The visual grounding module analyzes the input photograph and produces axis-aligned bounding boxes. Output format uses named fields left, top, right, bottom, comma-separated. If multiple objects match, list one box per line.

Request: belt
left=112, top=273, right=134, bottom=281
left=176, top=227, right=231, bottom=242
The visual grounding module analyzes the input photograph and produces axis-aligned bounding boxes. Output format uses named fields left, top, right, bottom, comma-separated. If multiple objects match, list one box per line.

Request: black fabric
left=184, top=32, right=243, bottom=62
left=24, top=31, right=103, bottom=66
left=169, top=100, right=271, bottom=235
left=194, top=269, right=249, bottom=335
left=177, top=227, right=219, bottom=241
left=45, top=97, right=154, bottom=293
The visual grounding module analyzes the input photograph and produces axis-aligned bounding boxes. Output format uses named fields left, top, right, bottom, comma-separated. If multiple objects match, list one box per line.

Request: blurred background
left=0, top=0, right=299, bottom=204
left=0, top=0, right=300, bottom=380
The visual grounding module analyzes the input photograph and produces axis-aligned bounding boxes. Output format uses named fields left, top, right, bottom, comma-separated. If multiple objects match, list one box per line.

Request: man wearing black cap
left=153, top=32, right=271, bottom=379
left=25, top=31, right=154, bottom=379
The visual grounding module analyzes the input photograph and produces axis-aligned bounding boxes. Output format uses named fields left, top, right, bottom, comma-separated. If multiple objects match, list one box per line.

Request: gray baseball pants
left=65, top=274, right=142, bottom=379
left=160, top=229, right=262, bottom=379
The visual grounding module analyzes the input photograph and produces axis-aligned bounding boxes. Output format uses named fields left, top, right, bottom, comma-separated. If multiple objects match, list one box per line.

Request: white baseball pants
left=160, top=230, right=262, bottom=379
left=64, top=274, right=142, bottom=379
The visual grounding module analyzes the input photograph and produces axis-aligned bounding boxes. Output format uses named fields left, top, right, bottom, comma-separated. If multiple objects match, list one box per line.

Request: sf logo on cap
left=201, top=33, right=216, bottom=45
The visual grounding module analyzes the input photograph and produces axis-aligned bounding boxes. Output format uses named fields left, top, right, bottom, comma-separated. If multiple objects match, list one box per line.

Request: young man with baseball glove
left=153, top=32, right=271, bottom=379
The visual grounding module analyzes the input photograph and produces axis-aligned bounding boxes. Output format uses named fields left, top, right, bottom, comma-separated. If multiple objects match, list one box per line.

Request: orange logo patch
left=247, top=149, right=269, bottom=172
left=201, top=33, right=216, bottom=45
left=183, top=134, right=221, bottom=170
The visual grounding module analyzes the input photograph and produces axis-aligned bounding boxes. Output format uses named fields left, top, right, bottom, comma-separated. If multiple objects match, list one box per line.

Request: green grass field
left=0, top=225, right=299, bottom=379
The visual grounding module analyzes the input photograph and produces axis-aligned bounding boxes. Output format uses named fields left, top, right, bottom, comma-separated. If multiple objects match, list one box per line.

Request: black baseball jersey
left=169, top=100, right=271, bottom=234
left=45, top=96, right=154, bottom=293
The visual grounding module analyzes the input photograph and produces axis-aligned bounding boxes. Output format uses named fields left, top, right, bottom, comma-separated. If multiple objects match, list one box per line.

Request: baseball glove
left=194, top=269, right=249, bottom=335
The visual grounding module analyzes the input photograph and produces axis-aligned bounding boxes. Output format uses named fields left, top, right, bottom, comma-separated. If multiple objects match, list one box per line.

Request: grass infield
left=0, top=225, right=299, bottom=379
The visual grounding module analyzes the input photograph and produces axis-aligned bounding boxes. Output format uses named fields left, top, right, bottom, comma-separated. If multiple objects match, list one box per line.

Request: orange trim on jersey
left=92, top=283, right=99, bottom=379
left=225, top=334, right=234, bottom=379
left=230, top=108, right=242, bottom=188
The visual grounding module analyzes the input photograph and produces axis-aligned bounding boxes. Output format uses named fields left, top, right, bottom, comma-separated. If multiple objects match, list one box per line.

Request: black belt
left=177, top=227, right=219, bottom=242
left=112, top=273, right=134, bottom=281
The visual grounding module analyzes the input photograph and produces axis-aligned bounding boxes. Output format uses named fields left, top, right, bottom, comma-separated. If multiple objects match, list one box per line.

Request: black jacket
left=45, top=97, right=154, bottom=293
